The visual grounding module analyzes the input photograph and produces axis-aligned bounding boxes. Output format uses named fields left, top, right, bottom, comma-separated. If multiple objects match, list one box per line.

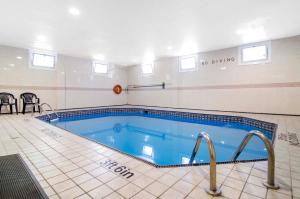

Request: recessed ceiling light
left=9, top=64, right=15, bottom=67
left=220, top=66, right=227, bottom=70
left=167, top=46, right=173, bottom=50
left=37, top=35, right=47, bottom=42
left=69, top=7, right=80, bottom=16
left=16, top=56, right=22, bottom=59
left=236, top=19, right=267, bottom=43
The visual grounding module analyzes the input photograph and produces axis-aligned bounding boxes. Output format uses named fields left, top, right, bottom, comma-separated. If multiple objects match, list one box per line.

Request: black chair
left=0, top=93, right=18, bottom=114
left=20, top=93, right=40, bottom=114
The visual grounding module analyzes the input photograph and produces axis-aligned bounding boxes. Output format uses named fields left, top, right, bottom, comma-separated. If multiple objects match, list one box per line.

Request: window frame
left=29, top=49, right=57, bottom=70
left=239, top=41, right=271, bottom=65
left=141, top=63, right=154, bottom=75
left=93, top=61, right=109, bottom=75
left=179, top=55, right=198, bottom=72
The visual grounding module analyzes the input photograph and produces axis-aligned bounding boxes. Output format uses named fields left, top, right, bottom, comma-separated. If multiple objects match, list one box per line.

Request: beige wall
left=126, top=36, right=300, bottom=115
left=1, top=36, right=300, bottom=115
left=0, top=45, right=127, bottom=112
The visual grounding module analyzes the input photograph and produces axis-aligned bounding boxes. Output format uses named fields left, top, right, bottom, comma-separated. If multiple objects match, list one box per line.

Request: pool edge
left=36, top=107, right=277, bottom=168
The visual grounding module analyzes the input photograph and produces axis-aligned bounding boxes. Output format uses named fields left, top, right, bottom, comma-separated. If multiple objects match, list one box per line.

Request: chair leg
left=9, top=104, right=13, bottom=114
left=38, top=104, right=41, bottom=113
left=15, top=104, right=18, bottom=115
left=22, top=103, right=26, bottom=114
left=33, top=105, right=36, bottom=113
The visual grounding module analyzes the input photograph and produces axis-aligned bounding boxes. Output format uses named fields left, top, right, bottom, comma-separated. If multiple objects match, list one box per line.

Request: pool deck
left=0, top=110, right=299, bottom=199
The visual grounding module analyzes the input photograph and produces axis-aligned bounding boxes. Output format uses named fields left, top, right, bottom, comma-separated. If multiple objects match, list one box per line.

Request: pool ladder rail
left=189, top=132, right=221, bottom=196
left=31, top=103, right=59, bottom=122
left=232, top=130, right=280, bottom=189
left=189, top=130, right=279, bottom=197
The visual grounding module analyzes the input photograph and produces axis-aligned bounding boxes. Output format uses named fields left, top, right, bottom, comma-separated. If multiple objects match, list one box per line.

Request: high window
left=239, top=41, right=271, bottom=65
left=142, top=63, right=153, bottom=74
left=30, top=50, right=57, bottom=69
left=179, top=55, right=197, bottom=72
left=93, top=62, right=108, bottom=74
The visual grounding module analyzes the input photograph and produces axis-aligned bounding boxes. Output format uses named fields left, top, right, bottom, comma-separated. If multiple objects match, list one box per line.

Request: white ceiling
left=0, top=0, right=300, bottom=66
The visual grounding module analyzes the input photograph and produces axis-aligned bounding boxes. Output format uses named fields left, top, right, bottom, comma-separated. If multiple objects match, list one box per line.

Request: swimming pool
left=39, top=108, right=277, bottom=167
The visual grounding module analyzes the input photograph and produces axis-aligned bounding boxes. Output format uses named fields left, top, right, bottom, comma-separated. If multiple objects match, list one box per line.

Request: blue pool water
left=52, top=113, right=273, bottom=166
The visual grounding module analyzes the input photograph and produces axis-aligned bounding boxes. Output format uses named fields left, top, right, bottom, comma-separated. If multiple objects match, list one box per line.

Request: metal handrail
left=189, top=132, right=221, bottom=196
left=232, top=130, right=279, bottom=189
left=37, top=103, right=59, bottom=122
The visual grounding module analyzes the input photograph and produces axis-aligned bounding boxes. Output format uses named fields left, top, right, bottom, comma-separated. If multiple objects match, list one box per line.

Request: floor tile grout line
left=0, top=113, right=298, bottom=199
left=4, top=117, right=64, bottom=198
left=286, top=117, right=294, bottom=199
left=15, top=118, right=107, bottom=198
left=18, top=117, right=138, bottom=198
left=237, top=161, right=255, bottom=199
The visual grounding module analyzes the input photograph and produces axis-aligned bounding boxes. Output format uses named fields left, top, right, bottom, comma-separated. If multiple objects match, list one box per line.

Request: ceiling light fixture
left=236, top=18, right=268, bottom=43
left=69, top=7, right=80, bottom=16
left=16, top=56, right=23, bottom=59
left=37, top=35, right=47, bottom=42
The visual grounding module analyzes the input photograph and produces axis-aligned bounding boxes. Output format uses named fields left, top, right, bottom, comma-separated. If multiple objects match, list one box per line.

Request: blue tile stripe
left=37, top=107, right=277, bottom=133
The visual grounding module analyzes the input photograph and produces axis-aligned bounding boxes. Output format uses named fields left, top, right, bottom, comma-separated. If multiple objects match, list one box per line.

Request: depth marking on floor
left=100, top=159, right=134, bottom=179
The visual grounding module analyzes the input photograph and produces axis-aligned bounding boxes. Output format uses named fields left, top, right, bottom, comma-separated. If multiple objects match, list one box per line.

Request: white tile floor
left=0, top=111, right=299, bottom=199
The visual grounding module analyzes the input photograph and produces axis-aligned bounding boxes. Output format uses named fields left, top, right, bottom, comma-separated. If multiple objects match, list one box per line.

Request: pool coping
left=37, top=107, right=277, bottom=168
